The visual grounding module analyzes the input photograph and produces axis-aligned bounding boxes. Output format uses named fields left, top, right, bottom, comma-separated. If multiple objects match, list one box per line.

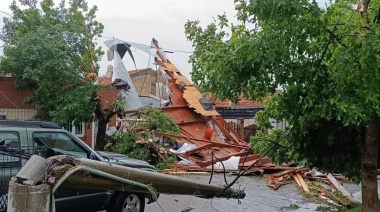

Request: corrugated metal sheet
left=104, top=38, right=144, bottom=110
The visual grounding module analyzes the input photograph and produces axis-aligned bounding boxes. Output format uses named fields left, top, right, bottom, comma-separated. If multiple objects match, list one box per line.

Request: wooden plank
left=210, top=116, right=240, bottom=145
left=271, top=167, right=308, bottom=178
left=293, top=174, right=301, bottom=187
left=155, top=132, right=251, bottom=150
left=165, top=171, right=211, bottom=175
left=198, top=151, right=251, bottom=167
left=182, top=87, right=220, bottom=116
left=327, top=173, right=358, bottom=203
left=296, top=173, right=310, bottom=193
left=184, top=144, right=213, bottom=156
left=214, top=115, right=243, bottom=142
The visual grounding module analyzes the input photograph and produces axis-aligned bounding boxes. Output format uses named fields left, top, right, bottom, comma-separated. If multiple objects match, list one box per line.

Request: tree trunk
left=360, top=118, right=380, bottom=212
left=95, top=119, right=108, bottom=151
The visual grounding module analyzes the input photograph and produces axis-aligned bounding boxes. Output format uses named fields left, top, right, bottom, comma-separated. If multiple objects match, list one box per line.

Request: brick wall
left=0, top=76, right=36, bottom=109
left=78, top=122, right=93, bottom=147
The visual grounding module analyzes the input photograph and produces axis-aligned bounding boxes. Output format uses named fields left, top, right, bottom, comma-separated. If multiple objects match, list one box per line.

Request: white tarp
left=207, top=156, right=241, bottom=170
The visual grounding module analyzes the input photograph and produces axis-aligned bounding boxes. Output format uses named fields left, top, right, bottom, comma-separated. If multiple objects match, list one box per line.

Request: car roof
left=0, top=120, right=62, bottom=129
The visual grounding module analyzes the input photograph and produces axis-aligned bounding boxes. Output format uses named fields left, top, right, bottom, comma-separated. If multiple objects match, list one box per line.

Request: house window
left=63, top=122, right=85, bottom=137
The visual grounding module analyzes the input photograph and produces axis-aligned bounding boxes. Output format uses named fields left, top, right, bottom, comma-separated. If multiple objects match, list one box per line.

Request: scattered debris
left=108, top=38, right=359, bottom=209
left=268, top=167, right=358, bottom=207
left=181, top=206, right=194, bottom=212
left=116, top=38, right=300, bottom=176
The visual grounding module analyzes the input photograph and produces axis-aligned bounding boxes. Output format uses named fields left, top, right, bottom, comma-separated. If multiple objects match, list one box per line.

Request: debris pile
left=268, top=167, right=359, bottom=207
left=108, top=38, right=359, bottom=208
left=114, top=38, right=300, bottom=174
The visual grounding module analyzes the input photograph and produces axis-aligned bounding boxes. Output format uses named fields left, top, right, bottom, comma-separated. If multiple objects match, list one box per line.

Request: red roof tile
left=98, top=76, right=112, bottom=85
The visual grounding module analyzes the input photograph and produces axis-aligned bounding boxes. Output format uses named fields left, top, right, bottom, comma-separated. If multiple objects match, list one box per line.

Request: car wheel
left=109, top=192, right=145, bottom=212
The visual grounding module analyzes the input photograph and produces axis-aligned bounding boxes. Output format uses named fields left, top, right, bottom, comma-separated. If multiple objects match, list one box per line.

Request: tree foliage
left=0, top=0, right=104, bottom=124
left=140, top=106, right=180, bottom=135
left=186, top=0, right=380, bottom=209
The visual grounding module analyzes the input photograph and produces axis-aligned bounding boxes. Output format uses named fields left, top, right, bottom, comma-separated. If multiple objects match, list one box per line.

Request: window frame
left=63, top=122, right=85, bottom=137
left=0, top=131, right=21, bottom=147
left=32, top=131, right=89, bottom=158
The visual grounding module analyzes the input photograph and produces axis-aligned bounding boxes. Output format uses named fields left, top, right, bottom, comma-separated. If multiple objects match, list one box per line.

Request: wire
left=208, top=151, right=214, bottom=184
left=280, top=186, right=292, bottom=205
left=211, top=152, right=229, bottom=185
left=155, top=200, right=166, bottom=212
left=210, top=198, right=220, bottom=212
left=0, top=90, right=21, bottom=109
left=163, top=48, right=193, bottom=54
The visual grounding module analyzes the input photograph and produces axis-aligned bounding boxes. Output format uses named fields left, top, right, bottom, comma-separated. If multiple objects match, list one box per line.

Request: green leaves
left=185, top=0, right=380, bottom=180
left=0, top=0, right=104, bottom=124
left=140, top=106, right=180, bottom=135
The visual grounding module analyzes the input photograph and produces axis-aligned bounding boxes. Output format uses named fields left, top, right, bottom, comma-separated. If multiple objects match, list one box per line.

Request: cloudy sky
left=0, top=0, right=329, bottom=80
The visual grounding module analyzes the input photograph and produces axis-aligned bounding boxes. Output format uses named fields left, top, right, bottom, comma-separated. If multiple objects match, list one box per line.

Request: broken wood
left=318, top=187, right=354, bottom=207
left=327, top=173, right=358, bottom=203
left=293, top=174, right=301, bottom=187
left=296, top=173, right=310, bottom=193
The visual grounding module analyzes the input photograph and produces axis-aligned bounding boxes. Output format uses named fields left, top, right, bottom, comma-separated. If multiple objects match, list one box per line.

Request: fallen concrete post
left=7, top=182, right=51, bottom=212
left=48, top=155, right=245, bottom=199
left=7, top=155, right=245, bottom=211
left=7, top=155, right=51, bottom=212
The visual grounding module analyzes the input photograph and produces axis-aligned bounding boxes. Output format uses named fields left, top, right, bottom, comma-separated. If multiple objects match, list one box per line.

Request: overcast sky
left=0, top=0, right=329, bottom=80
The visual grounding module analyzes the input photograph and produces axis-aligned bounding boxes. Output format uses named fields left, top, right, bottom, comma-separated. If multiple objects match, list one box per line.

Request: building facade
left=0, top=74, right=117, bottom=148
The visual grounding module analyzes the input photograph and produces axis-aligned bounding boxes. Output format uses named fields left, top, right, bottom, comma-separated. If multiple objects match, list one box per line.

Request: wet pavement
left=145, top=174, right=329, bottom=212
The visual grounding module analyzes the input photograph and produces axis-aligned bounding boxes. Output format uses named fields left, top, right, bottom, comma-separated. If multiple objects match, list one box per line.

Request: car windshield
left=33, top=132, right=87, bottom=158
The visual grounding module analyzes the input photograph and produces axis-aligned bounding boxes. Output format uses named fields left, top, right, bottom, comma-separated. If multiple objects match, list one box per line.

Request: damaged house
left=104, top=37, right=293, bottom=173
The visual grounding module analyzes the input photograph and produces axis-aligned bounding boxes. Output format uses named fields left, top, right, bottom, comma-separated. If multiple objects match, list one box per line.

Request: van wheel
left=108, top=192, right=145, bottom=212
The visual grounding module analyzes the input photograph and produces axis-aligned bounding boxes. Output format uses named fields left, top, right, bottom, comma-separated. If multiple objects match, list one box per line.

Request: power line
left=163, top=48, right=193, bottom=54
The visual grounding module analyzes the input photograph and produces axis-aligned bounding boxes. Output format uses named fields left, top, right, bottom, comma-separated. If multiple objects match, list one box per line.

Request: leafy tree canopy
left=185, top=0, right=380, bottom=180
left=0, top=0, right=104, bottom=124
left=186, top=0, right=380, bottom=209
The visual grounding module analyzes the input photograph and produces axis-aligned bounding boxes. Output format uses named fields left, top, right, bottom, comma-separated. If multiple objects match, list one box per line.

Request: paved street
left=145, top=174, right=328, bottom=212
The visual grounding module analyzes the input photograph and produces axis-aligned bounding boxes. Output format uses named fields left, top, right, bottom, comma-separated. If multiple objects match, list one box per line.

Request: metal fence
left=0, top=146, right=47, bottom=211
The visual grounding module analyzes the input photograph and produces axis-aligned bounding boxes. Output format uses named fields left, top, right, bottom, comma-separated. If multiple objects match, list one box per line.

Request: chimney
left=106, top=65, right=113, bottom=78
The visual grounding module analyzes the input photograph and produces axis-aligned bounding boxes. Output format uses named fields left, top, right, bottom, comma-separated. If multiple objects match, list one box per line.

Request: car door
left=30, top=130, right=109, bottom=211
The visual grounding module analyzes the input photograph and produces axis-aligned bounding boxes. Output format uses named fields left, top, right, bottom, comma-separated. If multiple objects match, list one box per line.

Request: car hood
left=97, top=151, right=156, bottom=172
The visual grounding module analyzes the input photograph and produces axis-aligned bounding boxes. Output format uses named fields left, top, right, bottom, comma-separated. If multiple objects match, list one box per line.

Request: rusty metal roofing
left=153, top=49, right=264, bottom=169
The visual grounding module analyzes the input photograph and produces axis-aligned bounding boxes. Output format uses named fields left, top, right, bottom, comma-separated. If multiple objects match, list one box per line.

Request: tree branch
left=374, top=5, right=380, bottom=23
left=327, top=29, right=346, bottom=47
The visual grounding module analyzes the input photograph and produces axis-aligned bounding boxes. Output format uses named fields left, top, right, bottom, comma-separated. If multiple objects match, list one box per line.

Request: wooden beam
left=184, top=144, right=213, bottom=156
left=210, top=116, right=240, bottom=145
left=214, top=115, right=244, bottom=142
left=198, top=151, right=250, bottom=167
left=155, top=132, right=251, bottom=150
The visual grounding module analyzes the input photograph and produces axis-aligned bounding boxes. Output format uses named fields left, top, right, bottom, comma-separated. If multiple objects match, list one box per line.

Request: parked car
left=0, top=120, right=156, bottom=212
